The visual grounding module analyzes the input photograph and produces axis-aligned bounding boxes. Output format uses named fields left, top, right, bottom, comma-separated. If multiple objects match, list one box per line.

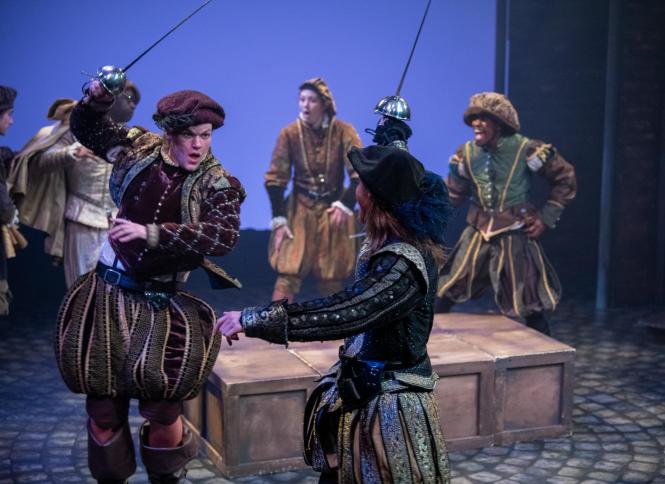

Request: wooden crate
left=435, top=313, right=575, bottom=445
left=186, top=313, right=575, bottom=477
left=201, top=338, right=320, bottom=477
left=428, top=332, right=496, bottom=450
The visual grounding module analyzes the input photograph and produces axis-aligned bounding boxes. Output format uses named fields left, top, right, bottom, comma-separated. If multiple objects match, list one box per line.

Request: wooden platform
left=184, top=313, right=575, bottom=478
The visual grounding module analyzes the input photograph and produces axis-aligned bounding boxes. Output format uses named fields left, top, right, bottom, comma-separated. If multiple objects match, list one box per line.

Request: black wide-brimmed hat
left=348, top=145, right=425, bottom=207
left=348, top=145, right=451, bottom=244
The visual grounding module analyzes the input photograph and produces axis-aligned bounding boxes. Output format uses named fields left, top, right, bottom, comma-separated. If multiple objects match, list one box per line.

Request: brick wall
left=501, top=0, right=610, bottom=299
left=609, top=0, right=665, bottom=305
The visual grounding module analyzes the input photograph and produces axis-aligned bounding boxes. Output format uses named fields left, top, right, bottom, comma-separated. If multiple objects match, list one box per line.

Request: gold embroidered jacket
left=265, top=118, right=361, bottom=215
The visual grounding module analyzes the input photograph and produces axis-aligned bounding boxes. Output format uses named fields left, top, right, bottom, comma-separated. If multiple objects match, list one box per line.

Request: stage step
left=184, top=313, right=575, bottom=478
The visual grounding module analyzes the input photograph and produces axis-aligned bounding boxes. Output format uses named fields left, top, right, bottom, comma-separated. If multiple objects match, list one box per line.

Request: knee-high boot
left=139, top=421, right=198, bottom=484
left=87, top=420, right=136, bottom=483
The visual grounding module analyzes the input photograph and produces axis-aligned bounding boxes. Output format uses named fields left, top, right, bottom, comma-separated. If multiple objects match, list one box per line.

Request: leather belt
left=95, top=262, right=180, bottom=294
left=294, top=186, right=337, bottom=203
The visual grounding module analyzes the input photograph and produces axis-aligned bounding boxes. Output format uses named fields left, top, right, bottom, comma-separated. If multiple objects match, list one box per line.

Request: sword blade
left=123, top=0, right=215, bottom=72
left=395, top=0, right=432, bottom=96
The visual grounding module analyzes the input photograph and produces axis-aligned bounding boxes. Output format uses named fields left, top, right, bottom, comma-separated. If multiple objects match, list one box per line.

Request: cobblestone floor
left=1, top=286, right=664, bottom=483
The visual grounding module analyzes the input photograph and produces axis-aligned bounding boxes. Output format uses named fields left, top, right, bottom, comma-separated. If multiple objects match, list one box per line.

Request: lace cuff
left=271, top=216, right=288, bottom=230
left=331, top=200, right=353, bottom=216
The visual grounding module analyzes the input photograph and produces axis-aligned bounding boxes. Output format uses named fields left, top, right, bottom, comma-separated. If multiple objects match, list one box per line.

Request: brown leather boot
left=139, top=421, right=198, bottom=484
left=87, top=419, right=136, bottom=483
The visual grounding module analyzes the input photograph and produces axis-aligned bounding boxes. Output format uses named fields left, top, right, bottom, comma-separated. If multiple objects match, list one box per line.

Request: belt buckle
left=103, top=268, right=122, bottom=285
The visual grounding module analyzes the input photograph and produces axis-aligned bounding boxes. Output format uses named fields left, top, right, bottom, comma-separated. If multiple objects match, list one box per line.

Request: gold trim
left=466, top=232, right=484, bottom=298
left=439, top=231, right=481, bottom=295
left=160, top=146, right=179, bottom=167
left=532, top=143, right=553, bottom=161
left=546, top=199, right=565, bottom=209
left=297, top=117, right=334, bottom=188
left=507, top=235, right=520, bottom=316
left=533, top=241, right=557, bottom=309
left=497, top=237, right=506, bottom=277
left=479, top=220, right=525, bottom=242
left=499, top=138, right=529, bottom=211
left=127, top=127, right=143, bottom=140
left=103, top=287, right=113, bottom=396
left=464, top=142, right=486, bottom=211
left=325, top=117, right=334, bottom=180
left=79, top=278, right=97, bottom=394
left=157, top=310, right=171, bottom=400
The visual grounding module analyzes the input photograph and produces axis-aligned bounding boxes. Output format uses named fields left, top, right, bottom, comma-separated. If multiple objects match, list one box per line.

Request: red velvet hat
left=153, top=90, right=225, bottom=132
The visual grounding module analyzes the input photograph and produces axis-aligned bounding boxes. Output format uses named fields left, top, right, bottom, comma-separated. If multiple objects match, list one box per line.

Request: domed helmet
left=374, top=95, right=411, bottom=121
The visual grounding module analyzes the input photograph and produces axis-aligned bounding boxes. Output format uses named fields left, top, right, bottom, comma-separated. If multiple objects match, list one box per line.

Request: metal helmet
left=96, top=65, right=127, bottom=95
left=374, top=95, right=411, bottom=121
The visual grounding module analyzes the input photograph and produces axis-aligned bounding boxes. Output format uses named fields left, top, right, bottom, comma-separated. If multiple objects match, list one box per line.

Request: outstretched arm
left=218, top=252, right=426, bottom=345
left=34, top=131, right=98, bottom=173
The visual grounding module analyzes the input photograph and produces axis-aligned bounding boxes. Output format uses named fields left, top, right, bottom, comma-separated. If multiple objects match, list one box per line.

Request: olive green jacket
left=446, top=133, right=576, bottom=240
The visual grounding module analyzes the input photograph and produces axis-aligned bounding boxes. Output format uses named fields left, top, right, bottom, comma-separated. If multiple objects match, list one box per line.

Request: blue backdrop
left=1, top=0, right=496, bottom=228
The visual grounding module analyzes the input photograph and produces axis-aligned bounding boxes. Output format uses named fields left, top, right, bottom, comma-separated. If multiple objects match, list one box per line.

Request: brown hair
left=362, top=194, right=446, bottom=268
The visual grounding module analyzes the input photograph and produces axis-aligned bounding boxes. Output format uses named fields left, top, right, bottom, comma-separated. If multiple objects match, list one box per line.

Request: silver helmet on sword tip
left=96, top=66, right=127, bottom=95
left=374, top=95, right=411, bottom=121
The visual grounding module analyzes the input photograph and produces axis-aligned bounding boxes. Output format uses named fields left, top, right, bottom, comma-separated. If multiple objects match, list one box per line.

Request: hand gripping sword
left=84, top=0, right=215, bottom=95
left=373, top=0, right=433, bottom=121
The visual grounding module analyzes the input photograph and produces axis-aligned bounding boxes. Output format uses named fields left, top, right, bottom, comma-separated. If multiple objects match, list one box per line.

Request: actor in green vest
left=437, top=92, right=577, bottom=335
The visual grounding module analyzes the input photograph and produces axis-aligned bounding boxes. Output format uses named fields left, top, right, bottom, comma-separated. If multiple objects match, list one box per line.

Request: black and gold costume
left=242, top=240, right=451, bottom=483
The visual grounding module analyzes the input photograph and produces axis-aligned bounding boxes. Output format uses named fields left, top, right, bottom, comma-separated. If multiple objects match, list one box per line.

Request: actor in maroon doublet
left=55, top=81, right=244, bottom=483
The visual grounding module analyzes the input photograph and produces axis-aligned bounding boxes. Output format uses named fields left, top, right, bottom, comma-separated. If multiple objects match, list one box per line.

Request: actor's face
left=167, top=123, right=213, bottom=172
left=108, top=87, right=138, bottom=124
left=471, top=116, right=500, bottom=147
left=0, top=109, right=14, bottom=135
left=356, top=181, right=372, bottom=223
left=299, top=89, right=325, bottom=127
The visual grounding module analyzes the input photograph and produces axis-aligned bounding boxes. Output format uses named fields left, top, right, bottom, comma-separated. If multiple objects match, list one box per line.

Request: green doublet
left=440, top=134, right=571, bottom=316
left=457, top=134, right=531, bottom=213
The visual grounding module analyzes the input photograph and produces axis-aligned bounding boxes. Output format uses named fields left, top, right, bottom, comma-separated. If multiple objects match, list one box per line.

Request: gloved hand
left=366, top=116, right=413, bottom=146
